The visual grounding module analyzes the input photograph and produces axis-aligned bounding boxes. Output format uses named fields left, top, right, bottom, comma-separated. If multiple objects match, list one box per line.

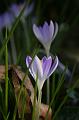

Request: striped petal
left=42, top=56, right=52, bottom=79
left=47, top=56, right=58, bottom=78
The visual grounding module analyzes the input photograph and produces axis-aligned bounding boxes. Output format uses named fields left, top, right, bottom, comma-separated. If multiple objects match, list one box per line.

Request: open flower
left=26, top=55, right=58, bottom=90
left=33, top=20, right=58, bottom=52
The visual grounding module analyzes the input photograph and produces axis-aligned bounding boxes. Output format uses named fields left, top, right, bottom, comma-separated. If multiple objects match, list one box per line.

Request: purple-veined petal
left=42, top=22, right=50, bottom=42
left=42, top=56, right=52, bottom=79
left=47, top=56, right=58, bottom=78
left=42, top=56, right=47, bottom=63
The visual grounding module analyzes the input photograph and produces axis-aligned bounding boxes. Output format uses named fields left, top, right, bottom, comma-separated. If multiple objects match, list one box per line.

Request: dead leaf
left=0, top=65, right=52, bottom=120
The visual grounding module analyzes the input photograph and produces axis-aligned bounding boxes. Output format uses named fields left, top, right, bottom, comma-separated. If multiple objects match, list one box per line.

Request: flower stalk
left=37, top=89, right=42, bottom=120
left=5, top=28, right=8, bottom=116
left=45, top=49, right=50, bottom=104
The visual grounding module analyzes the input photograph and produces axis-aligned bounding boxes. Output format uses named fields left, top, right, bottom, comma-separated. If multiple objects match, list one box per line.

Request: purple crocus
left=26, top=55, right=58, bottom=90
left=2, top=12, right=14, bottom=29
left=10, top=2, right=34, bottom=20
left=33, top=21, right=58, bottom=52
left=0, top=12, right=14, bottom=30
left=0, top=2, right=34, bottom=30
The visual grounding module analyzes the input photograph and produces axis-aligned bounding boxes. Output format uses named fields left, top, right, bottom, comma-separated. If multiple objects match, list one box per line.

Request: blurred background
left=0, top=0, right=79, bottom=119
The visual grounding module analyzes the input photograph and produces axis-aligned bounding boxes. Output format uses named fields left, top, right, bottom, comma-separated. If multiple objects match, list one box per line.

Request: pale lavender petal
left=26, top=56, right=35, bottom=78
left=26, top=56, right=36, bottom=79
left=10, top=4, right=20, bottom=17
left=2, top=12, right=14, bottom=28
left=26, top=56, right=32, bottom=67
left=33, top=24, right=44, bottom=42
left=47, top=56, right=58, bottom=78
left=42, top=56, right=52, bottom=79
left=53, top=22, right=58, bottom=40
left=31, top=56, right=43, bottom=80
left=49, top=20, right=54, bottom=40
left=42, top=22, right=50, bottom=42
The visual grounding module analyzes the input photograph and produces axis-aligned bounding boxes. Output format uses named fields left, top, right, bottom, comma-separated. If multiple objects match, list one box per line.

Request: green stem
left=37, top=89, right=42, bottom=120
left=46, top=48, right=50, bottom=104
left=10, top=36, right=17, bottom=64
left=45, top=69, right=65, bottom=120
left=32, top=79, right=38, bottom=120
left=5, top=28, right=8, bottom=116
left=52, top=73, right=56, bottom=113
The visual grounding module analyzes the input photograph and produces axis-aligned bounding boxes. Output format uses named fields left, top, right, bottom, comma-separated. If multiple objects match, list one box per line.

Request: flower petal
left=53, top=22, right=58, bottom=40
left=42, top=22, right=50, bottom=42
left=26, top=56, right=32, bottom=67
left=42, top=56, right=52, bottom=79
left=49, top=20, right=54, bottom=40
left=10, top=4, right=20, bottom=17
left=31, top=56, right=43, bottom=81
left=33, top=24, right=44, bottom=43
left=47, top=56, right=58, bottom=78
left=26, top=56, right=35, bottom=78
left=2, top=12, right=14, bottom=28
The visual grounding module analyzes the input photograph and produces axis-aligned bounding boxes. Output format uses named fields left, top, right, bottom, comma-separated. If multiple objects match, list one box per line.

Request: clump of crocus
left=33, top=20, right=58, bottom=54
left=26, top=55, right=58, bottom=119
left=33, top=20, right=58, bottom=104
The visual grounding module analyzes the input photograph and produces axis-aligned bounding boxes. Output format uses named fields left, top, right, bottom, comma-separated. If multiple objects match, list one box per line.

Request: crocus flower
left=2, top=12, right=14, bottom=29
left=33, top=21, right=58, bottom=52
left=10, top=2, right=34, bottom=21
left=0, top=2, right=33, bottom=30
left=26, top=55, right=58, bottom=90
